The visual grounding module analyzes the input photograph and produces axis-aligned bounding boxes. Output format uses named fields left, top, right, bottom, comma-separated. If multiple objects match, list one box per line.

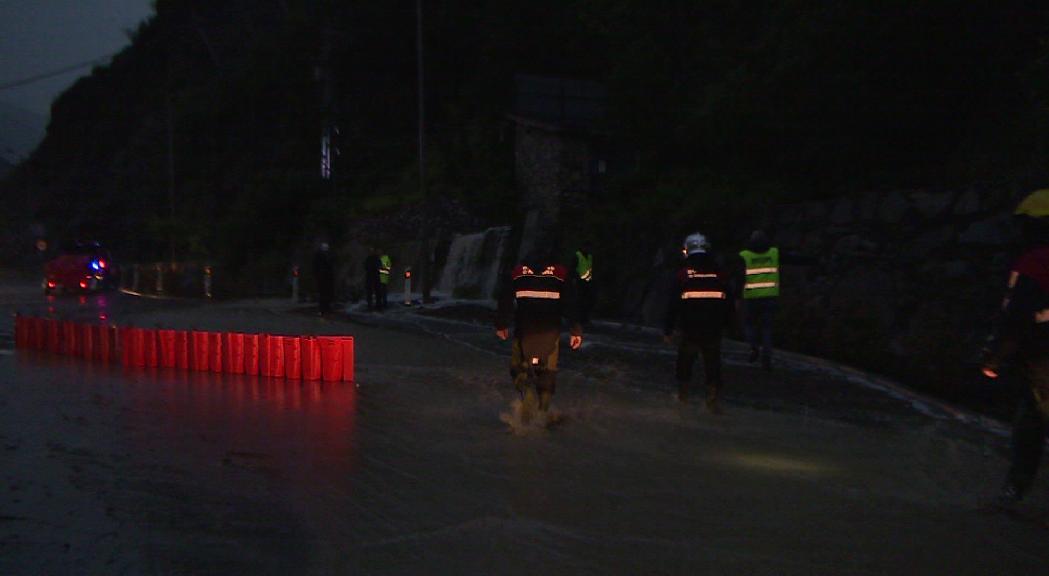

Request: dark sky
left=0, top=0, right=154, bottom=117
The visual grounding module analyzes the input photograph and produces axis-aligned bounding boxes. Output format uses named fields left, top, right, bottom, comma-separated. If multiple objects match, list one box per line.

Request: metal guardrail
left=118, top=261, right=300, bottom=300
left=119, top=262, right=215, bottom=299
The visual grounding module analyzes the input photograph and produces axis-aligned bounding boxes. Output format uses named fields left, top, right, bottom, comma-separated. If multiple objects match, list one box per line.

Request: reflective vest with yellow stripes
left=740, top=247, right=779, bottom=299
left=575, top=251, right=593, bottom=282
left=379, top=254, right=392, bottom=285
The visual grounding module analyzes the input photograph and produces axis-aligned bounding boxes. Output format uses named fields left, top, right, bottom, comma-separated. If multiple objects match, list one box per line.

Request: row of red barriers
left=13, top=315, right=354, bottom=382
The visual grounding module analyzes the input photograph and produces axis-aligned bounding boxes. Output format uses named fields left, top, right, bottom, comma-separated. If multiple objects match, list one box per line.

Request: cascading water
left=437, top=227, right=511, bottom=299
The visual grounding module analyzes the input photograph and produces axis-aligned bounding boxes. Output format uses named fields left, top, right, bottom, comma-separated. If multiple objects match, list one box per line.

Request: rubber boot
left=538, top=390, right=552, bottom=413
left=520, top=386, right=538, bottom=424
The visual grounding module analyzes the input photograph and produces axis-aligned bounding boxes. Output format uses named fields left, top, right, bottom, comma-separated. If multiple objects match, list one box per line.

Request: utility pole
left=416, top=0, right=425, bottom=194
left=165, top=64, right=176, bottom=262
left=319, top=23, right=335, bottom=182
left=415, top=0, right=436, bottom=302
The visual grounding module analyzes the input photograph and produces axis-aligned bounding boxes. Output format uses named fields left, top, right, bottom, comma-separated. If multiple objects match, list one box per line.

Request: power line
left=0, top=53, right=116, bottom=91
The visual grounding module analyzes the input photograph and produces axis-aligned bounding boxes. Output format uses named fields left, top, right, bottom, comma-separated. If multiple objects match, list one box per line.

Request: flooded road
left=2, top=280, right=1048, bottom=574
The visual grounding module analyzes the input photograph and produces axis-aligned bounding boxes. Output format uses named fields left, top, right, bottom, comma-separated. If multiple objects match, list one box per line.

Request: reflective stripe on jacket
left=379, top=254, right=392, bottom=284
left=575, top=251, right=593, bottom=282
left=664, top=253, right=731, bottom=338
left=496, top=263, right=581, bottom=339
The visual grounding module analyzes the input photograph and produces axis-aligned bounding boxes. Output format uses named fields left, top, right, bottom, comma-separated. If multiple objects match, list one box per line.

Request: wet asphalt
left=2, top=280, right=1048, bottom=575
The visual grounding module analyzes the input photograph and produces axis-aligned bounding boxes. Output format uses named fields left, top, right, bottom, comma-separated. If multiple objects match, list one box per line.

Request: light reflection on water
left=17, top=351, right=360, bottom=480
left=725, top=452, right=834, bottom=477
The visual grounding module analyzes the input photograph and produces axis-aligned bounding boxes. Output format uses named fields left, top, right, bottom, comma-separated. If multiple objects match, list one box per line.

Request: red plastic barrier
left=191, top=331, right=209, bottom=372
left=341, top=336, right=355, bottom=382
left=319, top=336, right=343, bottom=382
left=118, top=327, right=131, bottom=366
left=98, top=325, right=116, bottom=363
left=283, top=336, right=302, bottom=380
left=245, top=334, right=261, bottom=376
left=301, top=337, right=321, bottom=381
left=143, top=329, right=159, bottom=367
left=133, top=327, right=147, bottom=367
left=263, top=335, right=284, bottom=378
left=16, top=316, right=355, bottom=382
left=80, top=323, right=95, bottom=360
left=158, top=329, right=176, bottom=368
left=129, top=327, right=146, bottom=367
left=258, top=334, right=269, bottom=376
left=209, top=332, right=223, bottom=373
left=62, top=321, right=78, bottom=356
left=174, top=331, right=190, bottom=369
left=47, top=318, right=61, bottom=353
left=224, top=333, right=245, bottom=374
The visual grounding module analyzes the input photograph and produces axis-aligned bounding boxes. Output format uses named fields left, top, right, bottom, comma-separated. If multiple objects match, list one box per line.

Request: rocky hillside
left=622, top=181, right=1036, bottom=417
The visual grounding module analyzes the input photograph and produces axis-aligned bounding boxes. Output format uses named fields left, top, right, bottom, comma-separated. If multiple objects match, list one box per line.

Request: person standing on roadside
left=364, top=247, right=381, bottom=311
left=664, top=232, right=733, bottom=414
left=737, top=230, right=780, bottom=370
left=378, top=250, right=392, bottom=310
left=982, top=189, right=1049, bottom=507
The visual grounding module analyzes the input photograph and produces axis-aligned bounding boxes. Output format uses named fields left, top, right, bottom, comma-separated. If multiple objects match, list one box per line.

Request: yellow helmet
left=1014, top=189, right=1049, bottom=218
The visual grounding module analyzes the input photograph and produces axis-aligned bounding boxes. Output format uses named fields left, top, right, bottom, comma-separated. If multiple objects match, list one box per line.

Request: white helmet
left=683, top=232, right=709, bottom=255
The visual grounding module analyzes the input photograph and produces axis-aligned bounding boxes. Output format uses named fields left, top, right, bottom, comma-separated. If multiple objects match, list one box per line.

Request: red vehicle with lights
left=43, top=241, right=120, bottom=295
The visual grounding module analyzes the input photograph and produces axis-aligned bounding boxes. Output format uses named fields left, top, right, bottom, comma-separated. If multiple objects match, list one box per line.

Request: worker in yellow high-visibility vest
left=364, top=247, right=382, bottom=311
left=574, top=247, right=594, bottom=325
left=738, top=230, right=780, bottom=370
left=378, top=252, right=392, bottom=311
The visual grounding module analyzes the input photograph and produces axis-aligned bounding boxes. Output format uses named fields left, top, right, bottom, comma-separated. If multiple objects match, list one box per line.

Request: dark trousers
left=577, top=280, right=594, bottom=325
left=365, top=276, right=382, bottom=309
left=511, top=336, right=559, bottom=394
left=1008, top=386, right=1049, bottom=494
left=378, top=283, right=388, bottom=309
left=317, top=281, right=333, bottom=313
left=742, top=298, right=777, bottom=355
left=675, top=333, right=722, bottom=400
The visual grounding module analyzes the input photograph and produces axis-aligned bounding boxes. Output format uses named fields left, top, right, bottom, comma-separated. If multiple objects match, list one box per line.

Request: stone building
left=509, top=74, right=610, bottom=258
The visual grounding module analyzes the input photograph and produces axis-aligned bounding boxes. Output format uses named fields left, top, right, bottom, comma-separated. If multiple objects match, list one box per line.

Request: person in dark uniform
left=983, top=189, right=1049, bottom=506
left=313, top=242, right=334, bottom=315
left=664, top=232, right=733, bottom=414
left=495, top=238, right=583, bottom=423
left=363, top=247, right=381, bottom=310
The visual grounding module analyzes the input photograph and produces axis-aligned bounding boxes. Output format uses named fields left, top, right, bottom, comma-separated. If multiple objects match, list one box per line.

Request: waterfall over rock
left=437, top=227, right=511, bottom=299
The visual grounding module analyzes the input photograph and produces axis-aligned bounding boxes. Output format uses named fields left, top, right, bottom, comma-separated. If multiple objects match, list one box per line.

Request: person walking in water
left=496, top=237, right=582, bottom=424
